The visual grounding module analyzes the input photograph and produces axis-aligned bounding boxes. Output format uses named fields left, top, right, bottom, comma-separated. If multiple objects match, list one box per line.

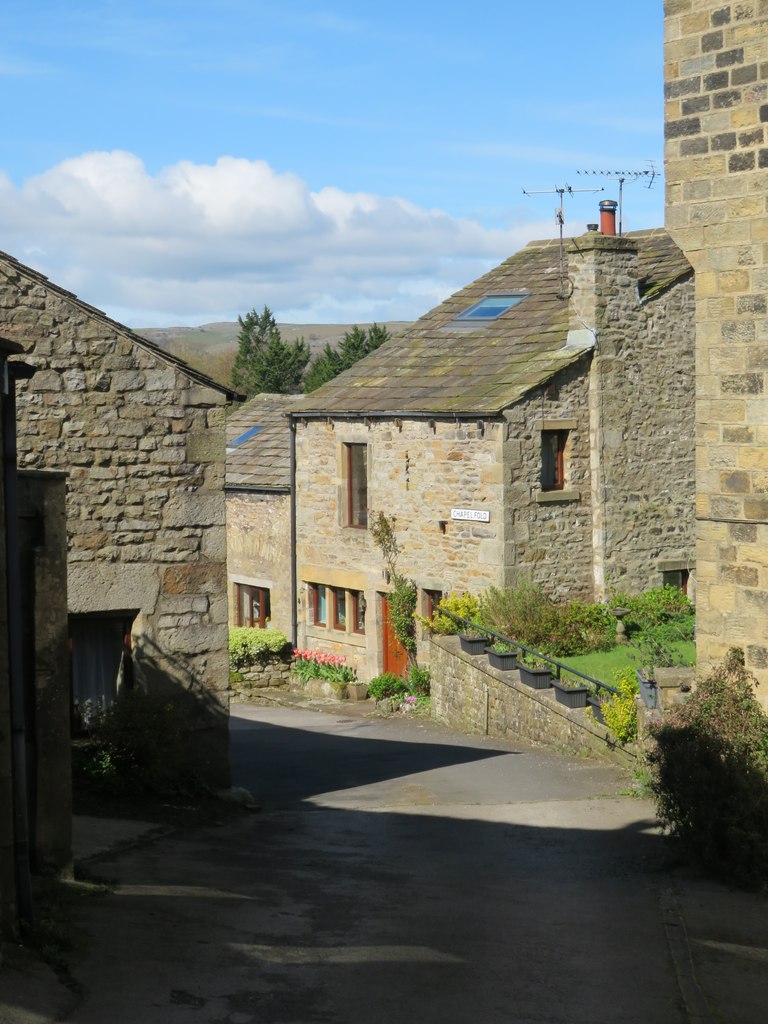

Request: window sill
left=535, top=489, right=580, bottom=504
left=305, top=627, right=367, bottom=648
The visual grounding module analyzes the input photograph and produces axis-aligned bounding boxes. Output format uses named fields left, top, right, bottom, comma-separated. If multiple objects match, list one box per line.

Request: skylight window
left=228, top=424, right=264, bottom=452
left=453, top=293, right=528, bottom=321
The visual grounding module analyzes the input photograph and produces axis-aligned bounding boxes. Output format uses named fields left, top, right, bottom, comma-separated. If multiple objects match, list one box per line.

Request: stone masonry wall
left=295, top=417, right=506, bottom=679
left=18, top=472, right=72, bottom=876
left=0, top=259, right=232, bottom=785
left=226, top=490, right=292, bottom=636
left=429, top=636, right=635, bottom=767
left=569, top=234, right=695, bottom=600
left=665, top=0, right=768, bottom=697
left=503, top=357, right=595, bottom=600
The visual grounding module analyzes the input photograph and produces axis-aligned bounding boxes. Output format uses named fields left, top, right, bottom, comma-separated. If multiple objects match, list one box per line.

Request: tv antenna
left=577, top=163, right=657, bottom=235
left=522, top=183, right=603, bottom=298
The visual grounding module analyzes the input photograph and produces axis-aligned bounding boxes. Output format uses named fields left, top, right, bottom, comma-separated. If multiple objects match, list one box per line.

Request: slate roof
left=0, top=249, right=242, bottom=401
left=290, top=228, right=690, bottom=418
left=226, top=393, right=302, bottom=491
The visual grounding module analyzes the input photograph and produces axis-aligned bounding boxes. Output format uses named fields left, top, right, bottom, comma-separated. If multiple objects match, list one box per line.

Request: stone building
left=664, top=0, right=768, bottom=698
left=289, top=220, right=695, bottom=680
left=226, top=393, right=300, bottom=638
left=0, top=251, right=240, bottom=786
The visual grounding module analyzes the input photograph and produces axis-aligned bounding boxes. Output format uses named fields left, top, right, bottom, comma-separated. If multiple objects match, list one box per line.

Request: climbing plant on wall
left=370, top=511, right=417, bottom=659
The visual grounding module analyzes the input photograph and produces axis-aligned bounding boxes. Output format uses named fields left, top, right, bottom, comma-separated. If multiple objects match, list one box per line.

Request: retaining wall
left=430, top=635, right=636, bottom=767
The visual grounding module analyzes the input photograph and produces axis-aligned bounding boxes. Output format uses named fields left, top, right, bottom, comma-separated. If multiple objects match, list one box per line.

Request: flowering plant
left=292, top=648, right=357, bottom=685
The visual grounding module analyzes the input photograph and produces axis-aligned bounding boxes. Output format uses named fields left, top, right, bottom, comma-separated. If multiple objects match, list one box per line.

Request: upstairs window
left=541, top=430, right=568, bottom=491
left=236, top=584, right=270, bottom=629
left=345, top=443, right=368, bottom=528
left=453, top=293, right=527, bottom=322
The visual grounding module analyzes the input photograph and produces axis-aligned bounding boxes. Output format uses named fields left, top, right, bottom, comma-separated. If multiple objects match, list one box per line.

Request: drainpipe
left=289, top=416, right=298, bottom=649
left=3, top=357, right=36, bottom=927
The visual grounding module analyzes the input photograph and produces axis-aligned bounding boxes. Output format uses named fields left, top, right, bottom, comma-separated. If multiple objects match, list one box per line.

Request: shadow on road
left=229, top=710, right=515, bottom=807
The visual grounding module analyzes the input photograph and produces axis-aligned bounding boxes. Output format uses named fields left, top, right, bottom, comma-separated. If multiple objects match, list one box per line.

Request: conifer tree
left=231, top=305, right=310, bottom=396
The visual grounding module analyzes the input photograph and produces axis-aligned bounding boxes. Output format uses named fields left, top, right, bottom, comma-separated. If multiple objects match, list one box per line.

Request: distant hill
left=137, top=321, right=412, bottom=390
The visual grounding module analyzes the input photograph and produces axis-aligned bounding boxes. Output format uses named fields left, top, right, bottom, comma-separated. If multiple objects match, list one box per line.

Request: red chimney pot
left=599, top=200, right=618, bottom=236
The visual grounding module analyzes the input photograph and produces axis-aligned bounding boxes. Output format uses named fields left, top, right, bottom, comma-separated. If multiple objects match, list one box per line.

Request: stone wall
left=665, top=0, right=768, bottom=697
left=230, top=652, right=292, bottom=701
left=18, top=472, right=72, bottom=876
left=429, top=636, right=636, bottom=767
left=0, top=344, right=15, bottom=938
left=295, top=416, right=507, bottom=679
left=0, top=257, right=232, bottom=785
left=502, top=357, right=595, bottom=600
left=570, top=233, right=696, bottom=601
left=226, top=490, right=292, bottom=636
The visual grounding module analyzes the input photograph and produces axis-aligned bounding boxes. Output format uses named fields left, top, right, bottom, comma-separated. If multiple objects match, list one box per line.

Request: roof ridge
left=0, top=248, right=242, bottom=400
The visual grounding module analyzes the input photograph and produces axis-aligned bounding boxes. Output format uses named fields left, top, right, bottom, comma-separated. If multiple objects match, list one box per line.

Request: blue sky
left=1, top=1, right=664, bottom=326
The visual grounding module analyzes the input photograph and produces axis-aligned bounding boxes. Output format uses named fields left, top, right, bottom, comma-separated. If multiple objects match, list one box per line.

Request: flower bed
left=292, top=648, right=357, bottom=686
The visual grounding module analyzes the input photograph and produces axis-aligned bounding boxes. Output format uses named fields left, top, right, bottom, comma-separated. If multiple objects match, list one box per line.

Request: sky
left=1, top=1, right=665, bottom=327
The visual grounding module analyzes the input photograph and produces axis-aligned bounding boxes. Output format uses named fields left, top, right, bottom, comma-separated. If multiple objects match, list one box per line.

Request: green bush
left=610, top=585, right=693, bottom=632
left=417, top=591, right=480, bottom=635
left=477, top=579, right=555, bottom=649
left=601, top=667, right=639, bottom=744
left=548, top=600, right=616, bottom=656
left=648, top=648, right=768, bottom=887
left=367, top=673, right=410, bottom=700
left=229, top=627, right=290, bottom=670
left=74, top=689, right=206, bottom=797
left=408, top=665, right=431, bottom=696
left=478, top=581, right=615, bottom=657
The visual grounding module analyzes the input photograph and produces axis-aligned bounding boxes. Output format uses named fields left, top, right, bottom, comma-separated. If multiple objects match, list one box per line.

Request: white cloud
left=0, top=150, right=556, bottom=326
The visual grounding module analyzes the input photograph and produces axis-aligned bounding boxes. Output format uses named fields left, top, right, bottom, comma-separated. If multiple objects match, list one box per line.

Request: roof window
left=228, top=424, right=264, bottom=452
left=453, top=292, right=527, bottom=322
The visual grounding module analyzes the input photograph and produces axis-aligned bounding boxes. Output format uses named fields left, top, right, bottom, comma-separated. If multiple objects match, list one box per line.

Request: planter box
left=552, top=680, right=589, bottom=709
left=346, top=681, right=369, bottom=702
left=518, top=664, right=552, bottom=689
left=459, top=634, right=487, bottom=656
left=485, top=647, right=518, bottom=671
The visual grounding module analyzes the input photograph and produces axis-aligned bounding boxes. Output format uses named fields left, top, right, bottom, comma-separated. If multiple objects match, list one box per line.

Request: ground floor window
left=307, top=583, right=366, bottom=636
left=236, top=583, right=271, bottom=628
left=351, top=590, right=366, bottom=634
left=662, top=569, right=689, bottom=595
left=309, top=583, right=327, bottom=626
left=70, top=612, right=136, bottom=720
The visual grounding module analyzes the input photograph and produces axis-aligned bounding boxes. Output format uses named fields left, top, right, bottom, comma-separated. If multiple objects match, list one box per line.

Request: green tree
left=304, top=323, right=390, bottom=393
left=231, top=305, right=310, bottom=396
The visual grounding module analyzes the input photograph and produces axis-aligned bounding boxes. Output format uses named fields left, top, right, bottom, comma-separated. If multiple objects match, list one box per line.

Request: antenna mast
left=577, top=163, right=657, bottom=235
left=522, top=183, right=603, bottom=298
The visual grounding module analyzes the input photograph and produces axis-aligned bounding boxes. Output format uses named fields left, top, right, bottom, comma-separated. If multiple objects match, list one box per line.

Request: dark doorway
left=70, top=612, right=136, bottom=714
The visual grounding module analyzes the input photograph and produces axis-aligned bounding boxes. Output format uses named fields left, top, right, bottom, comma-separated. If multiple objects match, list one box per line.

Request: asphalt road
left=40, top=703, right=768, bottom=1023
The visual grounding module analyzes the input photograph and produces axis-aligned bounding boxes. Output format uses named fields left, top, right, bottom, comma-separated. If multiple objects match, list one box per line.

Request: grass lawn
left=558, top=641, right=696, bottom=688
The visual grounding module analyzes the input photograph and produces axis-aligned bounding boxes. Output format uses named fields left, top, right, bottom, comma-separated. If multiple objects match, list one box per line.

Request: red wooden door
left=381, top=594, right=408, bottom=678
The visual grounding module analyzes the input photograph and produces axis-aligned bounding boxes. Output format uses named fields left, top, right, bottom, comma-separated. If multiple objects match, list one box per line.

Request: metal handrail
left=439, top=611, right=619, bottom=697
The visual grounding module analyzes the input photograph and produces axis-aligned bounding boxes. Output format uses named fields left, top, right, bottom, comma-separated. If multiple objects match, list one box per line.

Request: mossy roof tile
left=291, top=228, right=690, bottom=417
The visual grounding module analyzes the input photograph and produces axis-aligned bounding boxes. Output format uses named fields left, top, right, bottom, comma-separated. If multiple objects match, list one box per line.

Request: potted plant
left=518, top=655, right=552, bottom=689
left=552, top=676, right=590, bottom=709
left=458, top=630, right=488, bottom=656
left=485, top=641, right=518, bottom=671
